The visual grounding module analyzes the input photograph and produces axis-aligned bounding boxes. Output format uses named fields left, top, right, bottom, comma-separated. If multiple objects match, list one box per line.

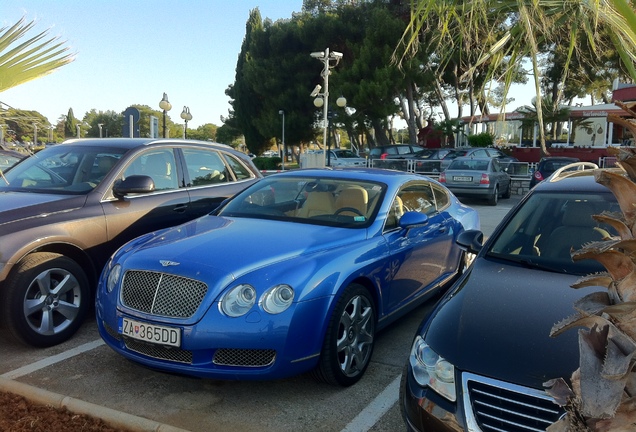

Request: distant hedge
left=252, top=156, right=282, bottom=170
left=467, top=133, right=495, bottom=148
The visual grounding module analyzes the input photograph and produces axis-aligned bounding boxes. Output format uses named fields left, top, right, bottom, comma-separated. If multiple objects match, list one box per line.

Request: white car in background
left=325, top=149, right=367, bottom=167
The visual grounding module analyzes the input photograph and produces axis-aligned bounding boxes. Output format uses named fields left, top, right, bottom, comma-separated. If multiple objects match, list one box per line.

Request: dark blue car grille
left=121, top=270, right=208, bottom=318
left=463, top=373, right=564, bottom=432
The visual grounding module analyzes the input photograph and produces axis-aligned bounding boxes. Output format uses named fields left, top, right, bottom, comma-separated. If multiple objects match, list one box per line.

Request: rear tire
left=311, top=284, right=376, bottom=386
left=502, top=183, right=511, bottom=199
left=488, top=185, right=499, bottom=206
left=2, top=252, right=90, bottom=347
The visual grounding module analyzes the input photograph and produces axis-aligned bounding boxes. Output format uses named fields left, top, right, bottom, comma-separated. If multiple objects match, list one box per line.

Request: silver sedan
left=439, top=156, right=511, bottom=205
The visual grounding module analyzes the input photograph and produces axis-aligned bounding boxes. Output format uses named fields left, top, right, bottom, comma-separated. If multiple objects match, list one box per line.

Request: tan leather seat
left=296, top=192, right=336, bottom=218
left=335, top=187, right=368, bottom=216
left=544, top=202, right=609, bottom=259
left=386, top=196, right=404, bottom=229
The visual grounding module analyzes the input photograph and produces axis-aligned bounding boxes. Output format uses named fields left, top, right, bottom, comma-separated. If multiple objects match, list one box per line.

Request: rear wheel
left=311, top=284, right=376, bottom=386
left=2, top=252, right=90, bottom=347
left=488, top=185, right=499, bottom=206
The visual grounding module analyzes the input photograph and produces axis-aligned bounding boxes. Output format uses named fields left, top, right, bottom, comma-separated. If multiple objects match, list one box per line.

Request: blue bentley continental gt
left=96, top=168, right=479, bottom=386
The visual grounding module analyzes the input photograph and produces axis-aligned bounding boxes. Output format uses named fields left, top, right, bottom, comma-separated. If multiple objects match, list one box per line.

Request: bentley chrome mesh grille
left=213, top=348, right=276, bottom=367
left=124, top=337, right=193, bottom=364
left=463, top=372, right=564, bottom=432
left=121, top=270, right=208, bottom=318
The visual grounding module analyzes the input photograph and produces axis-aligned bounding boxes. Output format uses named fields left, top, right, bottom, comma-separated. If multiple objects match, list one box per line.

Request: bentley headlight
left=409, top=336, right=456, bottom=401
left=260, top=284, right=294, bottom=314
left=106, top=264, right=121, bottom=293
left=220, top=284, right=256, bottom=317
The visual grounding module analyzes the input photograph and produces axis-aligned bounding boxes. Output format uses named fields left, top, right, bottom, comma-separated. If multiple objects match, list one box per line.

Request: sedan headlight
left=106, top=264, right=121, bottom=293
left=260, top=284, right=294, bottom=314
left=409, top=336, right=456, bottom=401
left=220, top=284, right=256, bottom=317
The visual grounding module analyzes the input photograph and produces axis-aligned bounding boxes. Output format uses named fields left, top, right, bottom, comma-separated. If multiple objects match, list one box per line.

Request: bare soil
left=0, top=391, right=130, bottom=432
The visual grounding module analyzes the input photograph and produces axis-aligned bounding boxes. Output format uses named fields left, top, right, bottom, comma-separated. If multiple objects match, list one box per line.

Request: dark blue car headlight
left=409, top=336, right=456, bottom=402
left=220, top=284, right=257, bottom=317
left=260, top=284, right=294, bottom=314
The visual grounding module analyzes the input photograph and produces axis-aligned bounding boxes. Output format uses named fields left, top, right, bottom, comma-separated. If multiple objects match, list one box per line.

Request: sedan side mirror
left=113, top=175, right=155, bottom=198
left=457, top=229, right=484, bottom=254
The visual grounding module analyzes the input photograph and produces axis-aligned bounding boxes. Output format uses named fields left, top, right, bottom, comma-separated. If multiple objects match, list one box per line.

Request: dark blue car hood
left=424, top=257, right=603, bottom=389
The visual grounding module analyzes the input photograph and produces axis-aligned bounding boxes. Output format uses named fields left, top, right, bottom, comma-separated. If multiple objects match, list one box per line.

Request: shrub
left=467, top=132, right=495, bottom=148
left=252, top=157, right=282, bottom=170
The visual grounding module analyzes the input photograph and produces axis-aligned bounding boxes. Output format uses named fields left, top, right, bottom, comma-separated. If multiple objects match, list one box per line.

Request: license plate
left=453, top=176, right=472, bottom=182
left=119, top=317, right=181, bottom=347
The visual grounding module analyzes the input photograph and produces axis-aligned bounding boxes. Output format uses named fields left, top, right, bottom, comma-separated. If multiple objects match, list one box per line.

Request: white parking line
left=341, top=374, right=401, bottom=432
left=1, top=339, right=104, bottom=379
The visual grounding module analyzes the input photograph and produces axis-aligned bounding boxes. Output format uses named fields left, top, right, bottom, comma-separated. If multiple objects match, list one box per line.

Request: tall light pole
left=279, top=110, right=285, bottom=171
left=180, top=106, right=192, bottom=139
left=76, top=124, right=81, bottom=138
left=98, top=123, right=103, bottom=138
left=159, top=92, right=172, bottom=138
left=310, top=48, right=343, bottom=167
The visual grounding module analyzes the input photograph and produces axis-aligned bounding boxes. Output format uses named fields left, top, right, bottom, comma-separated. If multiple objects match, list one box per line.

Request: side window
left=123, top=149, right=179, bottom=191
left=432, top=185, right=450, bottom=210
left=223, top=154, right=254, bottom=180
left=473, top=149, right=488, bottom=157
left=397, top=145, right=412, bottom=155
left=182, top=148, right=228, bottom=186
left=398, top=183, right=436, bottom=216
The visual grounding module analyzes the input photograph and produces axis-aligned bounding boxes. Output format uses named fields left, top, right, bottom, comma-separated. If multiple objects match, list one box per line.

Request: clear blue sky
left=2, top=1, right=304, bottom=128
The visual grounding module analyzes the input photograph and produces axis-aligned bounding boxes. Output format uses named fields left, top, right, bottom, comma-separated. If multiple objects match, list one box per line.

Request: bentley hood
left=424, top=257, right=603, bottom=390
left=118, top=214, right=369, bottom=292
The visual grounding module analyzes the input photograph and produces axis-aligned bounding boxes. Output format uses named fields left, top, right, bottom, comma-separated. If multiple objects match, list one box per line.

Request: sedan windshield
left=0, top=145, right=128, bottom=194
left=487, top=191, right=619, bottom=275
left=219, top=176, right=386, bottom=228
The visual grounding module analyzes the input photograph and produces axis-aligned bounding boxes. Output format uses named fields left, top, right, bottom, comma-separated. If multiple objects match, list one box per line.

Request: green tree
left=397, top=0, right=636, bottom=154
left=64, top=108, right=78, bottom=138
left=82, top=109, right=123, bottom=138
left=187, top=123, right=218, bottom=142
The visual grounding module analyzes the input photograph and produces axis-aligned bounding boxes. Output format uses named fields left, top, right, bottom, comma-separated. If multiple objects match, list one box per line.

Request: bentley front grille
left=124, top=337, right=193, bottom=364
left=463, top=372, right=564, bottom=432
left=213, top=348, right=276, bottom=367
left=121, top=270, right=208, bottom=318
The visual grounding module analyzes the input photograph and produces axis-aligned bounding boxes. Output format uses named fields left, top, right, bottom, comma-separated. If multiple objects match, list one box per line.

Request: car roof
left=274, top=167, right=433, bottom=183
left=533, top=167, right=613, bottom=193
left=59, top=138, right=231, bottom=150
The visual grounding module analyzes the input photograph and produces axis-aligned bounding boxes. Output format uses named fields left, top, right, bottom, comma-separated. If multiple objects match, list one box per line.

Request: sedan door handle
left=173, top=203, right=188, bottom=213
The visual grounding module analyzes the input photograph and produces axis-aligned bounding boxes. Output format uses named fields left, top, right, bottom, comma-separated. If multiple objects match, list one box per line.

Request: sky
left=2, top=1, right=304, bottom=129
left=2, top=1, right=583, bottom=132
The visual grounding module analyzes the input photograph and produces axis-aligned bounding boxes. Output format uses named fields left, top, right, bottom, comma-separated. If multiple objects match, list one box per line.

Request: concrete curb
left=0, top=376, right=190, bottom=432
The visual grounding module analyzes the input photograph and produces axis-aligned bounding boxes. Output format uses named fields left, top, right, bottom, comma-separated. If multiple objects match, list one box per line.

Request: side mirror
left=457, top=229, right=484, bottom=254
left=113, top=175, right=155, bottom=198
left=399, top=211, right=429, bottom=229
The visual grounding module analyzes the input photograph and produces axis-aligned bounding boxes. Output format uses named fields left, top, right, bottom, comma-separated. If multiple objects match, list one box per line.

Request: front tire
left=312, top=284, right=376, bottom=386
left=2, top=252, right=90, bottom=347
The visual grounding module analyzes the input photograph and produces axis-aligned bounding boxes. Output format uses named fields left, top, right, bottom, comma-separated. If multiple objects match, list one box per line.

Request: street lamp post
left=98, top=123, right=103, bottom=138
left=76, top=124, right=81, bottom=138
left=180, top=106, right=192, bottom=139
left=310, top=48, right=343, bottom=167
left=159, top=92, right=172, bottom=138
left=279, top=110, right=285, bottom=171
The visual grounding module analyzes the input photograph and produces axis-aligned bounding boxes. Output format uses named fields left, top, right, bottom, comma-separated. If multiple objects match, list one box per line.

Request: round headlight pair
left=220, top=284, right=294, bottom=317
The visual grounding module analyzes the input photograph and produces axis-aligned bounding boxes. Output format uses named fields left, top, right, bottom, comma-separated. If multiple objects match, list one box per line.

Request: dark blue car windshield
left=487, top=191, right=619, bottom=275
